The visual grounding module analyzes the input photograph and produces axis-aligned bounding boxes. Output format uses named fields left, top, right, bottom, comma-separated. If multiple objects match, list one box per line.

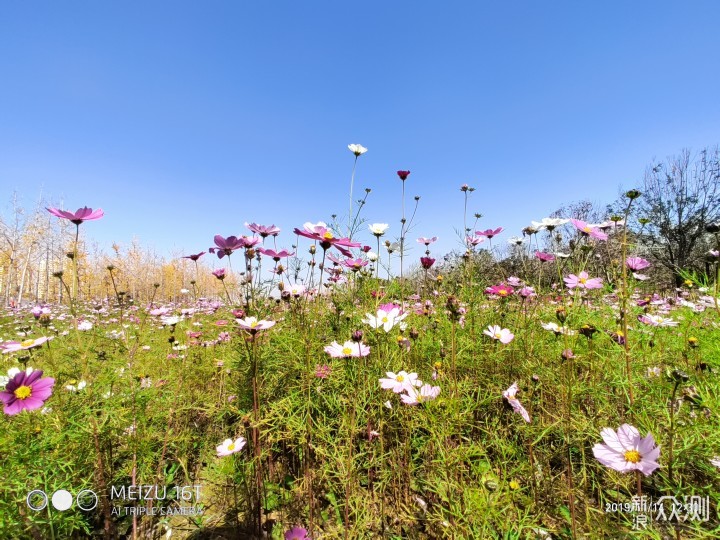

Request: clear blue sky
left=1, top=1, right=719, bottom=267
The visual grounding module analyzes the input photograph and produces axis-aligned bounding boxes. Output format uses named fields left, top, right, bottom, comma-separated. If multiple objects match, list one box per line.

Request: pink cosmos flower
left=324, top=340, right=370, bottom=358
left=245, top=222, right=281, bottom=237
left=475, top=227, right=504, bottom=239
left=1, top=369, right=55, bottom=415
left=502, top=382, right=530, bottom=423
left=240, top=236, right=261, bottom=248
left=483, top=325, right=514, bottom=344
left=212, top=268, right=226, bottom=280
left=379, top=371, right=422, bottom=393
left=315, top=364, right=332, bottom=379
left=564, top=271, right=603, bottom=290
left=626, top=257, right=651, bottom=271
left=236, top=317, right=276, bottom=333
left=342, top=258, right=369, bottom=271
left=417, top=236, right=438, bottom=246
left=293, top=222, right=361, bottom=257
left=485, top=284, right=514, bottom=297
left=638, top=314, right=678, bottom=327
left=210, top=235, right=245, bottom=258
left=466, top=235, right=485, bottom=247
left=284, top=527, right=310, bottom=540
left=258, top=248, right=295, bottom=261
left=46, top=206, right=104, bottom=224
left=420, top=257, right=435, bottom=269
left=535, top=251, right=555, bottom=262
left=216, top=437, right=247, bottom=457
left=570, top=219, right=608, bottom=241
left=592, top=424, right=660, bottom=476
left=182, top=252, right=206, bottom=261
left=401, top=383, right=441, bottom=405
left=1, top=336, right=51, bottom=353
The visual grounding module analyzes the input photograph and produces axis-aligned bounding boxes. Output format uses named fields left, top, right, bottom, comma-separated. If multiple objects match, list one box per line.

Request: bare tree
left=636, top=147, right=720, bottom=284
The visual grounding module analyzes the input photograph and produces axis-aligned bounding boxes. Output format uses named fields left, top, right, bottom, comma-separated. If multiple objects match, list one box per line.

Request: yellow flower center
left=227, top=443, right=235, bottom=451
left=582, top=226, right=592, bottom=233
left=323, top=231, right=334, bottom=240
left=498, top=290, right=508, bottom=296
left=14, top=385, right=32, bottom=400
left=382, top=317, right=388, bottom=323
left=396, top=375, right=404, bottom=382
left=250, top=321, right=258, bottom=328
left=494, top=332, right=502, bottom=339
left=624, top=450, right=641, bottom=463
left=579, top=277, right=587, bottom=284
left=342, top=347, right=352, bottom=355
left=21, top=339, right=35, bottom=347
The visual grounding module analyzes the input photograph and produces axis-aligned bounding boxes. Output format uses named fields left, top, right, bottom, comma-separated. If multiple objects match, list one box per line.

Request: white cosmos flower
left=367, top=251, right=379, bottom=262
left=348, top=143, right=368, bottom=156
left=369, top=223, right=389, bottom=236
left=77, top=320, right=93, bottom=331
left=363, top=307, right=408, bottom=332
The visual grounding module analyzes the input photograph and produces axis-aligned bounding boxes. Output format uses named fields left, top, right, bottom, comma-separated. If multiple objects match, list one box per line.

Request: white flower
left=363, top=307, right=408, bottom=332
left=541, top=322, right=576, bottom=335
left=507, top=236, right=524, bottom=246
left=379, top=371, right=422, bottom=393
left=77, top=320, right=93, bottom=331
left=66, top=380, right=87, bottom=392
left=348, top=143, right=368, bottom=156
left=161, top=315, right=181, bottom=326
left=217, top=436, right=247, bottom=457
left=401, top=384, right=441, bottom=405
left=367, top=251, right=379, bottom=262
left=369, top=223, right=389, bottom=236
left=531, top=217, right=568, bottom=230
left=180, top=288, right=190, bottom=294
left=385, top=242, right=401, bottom=253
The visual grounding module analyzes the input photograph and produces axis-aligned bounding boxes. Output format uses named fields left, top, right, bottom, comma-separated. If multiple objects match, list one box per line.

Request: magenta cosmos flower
left=293, top=222, right=361, bottom=257
left=46, top=206, right=104, bottom=224
left=564, top=271, right=603, bottom=289
left=626, top=257, right=651, bottom=271
left=258, top=248, right=295, bottom=261
left=245, top=222, right=281, bottom=237
left=342, top=258, right=369, bottom=271
left=1, top=369, right=55, bottom=415
left=570, top=219, right=608, bottom=241
left=284, top=527, right=310, bottom=540
left=212, top=268, right=226, bottom=280
left=535, top=251, right=556, bottom=262
left=485, top=284, right=514, bottom=297
left=592, top=424, right=660, bottom=476
left=210, top=235, right=245, bottom=258
left=420, top=257, right=435, bottom=269
left=475, top=227, right=504, bottom=239
left=182, top=252, right=206, bottom=261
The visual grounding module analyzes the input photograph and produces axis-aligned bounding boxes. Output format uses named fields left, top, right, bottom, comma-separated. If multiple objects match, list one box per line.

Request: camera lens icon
left=26, top=489, right=98, bottom=512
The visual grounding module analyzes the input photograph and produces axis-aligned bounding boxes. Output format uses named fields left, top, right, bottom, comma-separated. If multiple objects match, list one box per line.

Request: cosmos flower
left=417, top=236, right=438, bottom=246
left=210, top=235, right=245, bottom=258
left=348, top=144, right=367, bottom=156
left=212, top=268, right=226, bottom=280
left=530, top=217, right=568, bottom=230
left=245, top=223, right=281, bottom=237
left=638, top=314, right=678, bottom=327
left=343, top=258, right=369, bottom=271
left=475, top=227, right=504, bottom=239
left=502, top=382, right=530, bottom=423
left=46, top=206, right=104, bottom=224
left=570, top=219, right=608, bottom=241
left=485, top=284, right=514, bottom=297
left=379, top=371, right=422, bottom=393
left=1, top=336, right=52, bottom=353
left=535, top=251, right=555, bottom=262
left=483, top=325, right=514, bottom=344
left=397, top=170, right=411, bottom=181
left=182, top=252, right=206, bottom=261
left=626, top=257, right=651, bottom=271
left=363, top=307, right=408, bottom=332
left=540, top=322, right=576, bottom=335
left=236, top=317, right=276, bottom=333
left=324, top=340, right=370, bottom=358
left=592, top=424, right=660, bottom=476
left=284, top=527, right=310, bottom=540
left=420, top=257, right=435, bottom=269
left=1, top=369, right=55, bottom=415
left=564, top=272, right=603, bottom=290
left=401, top=384, right=441, bottom=405
left=216, top=437, right=247, bottom=457
left=369, top=223, right=389, bottom=236
left=466, top=235, right=485, bottom=247
left=293, top=222, right=361, bottom=257
left=258, top=248, right=295, bottom=261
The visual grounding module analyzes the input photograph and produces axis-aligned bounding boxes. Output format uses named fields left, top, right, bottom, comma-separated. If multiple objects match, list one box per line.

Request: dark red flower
left=397, top=170, right=411, bottom=181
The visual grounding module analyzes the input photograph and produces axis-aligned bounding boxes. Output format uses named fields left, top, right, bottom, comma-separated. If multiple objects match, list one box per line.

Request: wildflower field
left=1, top=157, right=720, bottom=540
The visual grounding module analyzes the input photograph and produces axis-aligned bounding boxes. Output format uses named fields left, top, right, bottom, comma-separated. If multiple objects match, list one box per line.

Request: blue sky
left=1, top=1, right=719, bottom=269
